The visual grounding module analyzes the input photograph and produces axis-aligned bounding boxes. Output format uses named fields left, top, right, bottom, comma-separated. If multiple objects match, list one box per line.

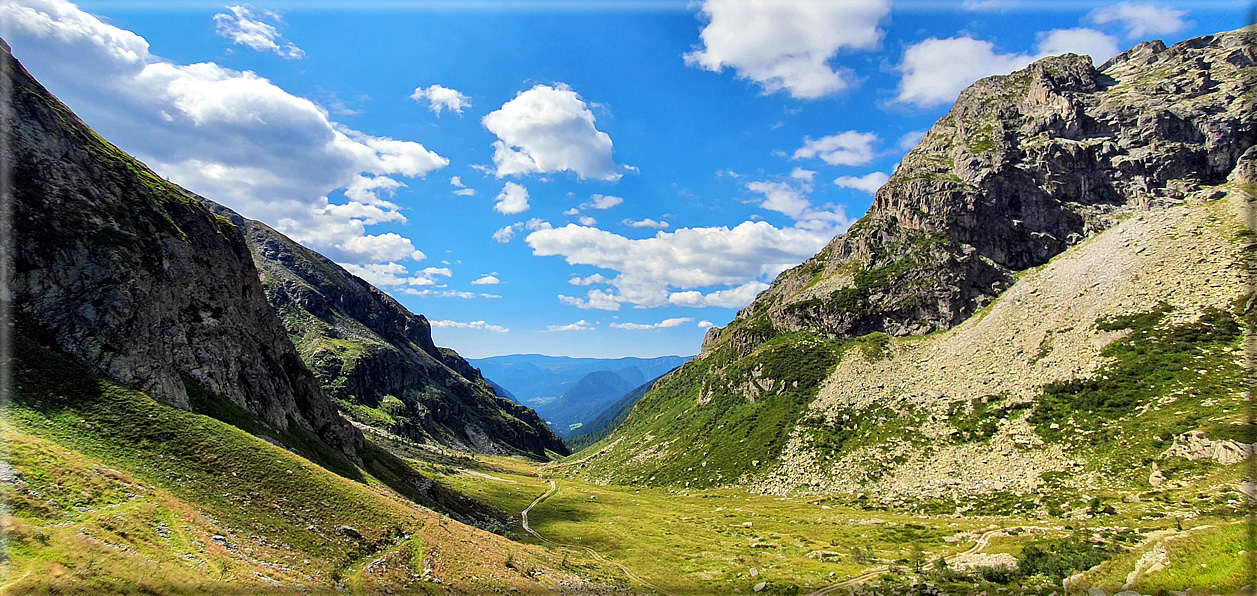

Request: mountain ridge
left=562, top=27, right=1255, bottom=495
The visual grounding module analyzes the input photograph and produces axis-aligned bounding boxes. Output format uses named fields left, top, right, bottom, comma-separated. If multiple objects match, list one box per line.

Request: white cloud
left=213, top=5, right=304, bottom=59
left=494, top=182, right=530, bottom=215
left=581, top=194, right=624, bottom=210
left=744, top=178, right=853, bottom=232
left=453, top=188, right=476, bottom=196
left=429, top=320, right=509, bottom=332
left=666, top=282, right=769, bottom=308
left=559, top=289, right=621, bottom=311
left=545, top=320, right=594, bottom=332
left=482, top=83, right=621, bottom=181
left=491, top=217, right=552, bottom=243
left=897, top=130, right=927, bottom=151
left=405, top=289, right=477, bottom=299
left=894, top=28, right=1120, bottom=108
left=492, top=225, right=516, bottom=243
left=528, top=220, right=841, bottom=311
left=697, top=320, right=715, bottom=328
left=789, top=167, right=816, bottom=182
left=1036, top=28, right=1120, bottom=63
left=450, top=176, right=466, bottom=187
left=683, top=0, right=890, bottom=99
left=610, top=317, right=693, bottom=330
left=621, top=218, right=670, bottom=230
left=1087, top=2, right=1190, bottom=39
left=2, top=0, right=447, bottom=266
left=834, top=172, right=890, bottom=194
left=569, top=273, right=611, bottom=286
left=792, top=131, right=879, bottom=166
left=578, top=215, right=598, bottom=226
left=471, top=274, right=501, bottom=285
left=410, top=84, right=471, bottom=115
left=563, top=207, right=580, bottom=216
left=746, top=181, right=811, bottom=219
left=339, top=261, right=460, bottom=291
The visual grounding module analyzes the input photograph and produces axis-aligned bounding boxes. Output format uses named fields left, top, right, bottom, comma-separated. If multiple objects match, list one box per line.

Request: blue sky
left=2, top=0, right=1246, bottom=357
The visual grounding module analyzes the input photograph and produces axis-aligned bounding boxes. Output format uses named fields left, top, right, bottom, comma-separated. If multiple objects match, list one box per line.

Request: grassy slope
left=1, top=334, right=619, bottom=594
left=434, top=455, right=1248, bottom=594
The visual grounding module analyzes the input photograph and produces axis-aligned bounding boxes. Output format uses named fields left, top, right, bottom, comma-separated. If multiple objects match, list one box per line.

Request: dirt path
left=804, top=525, right=1040, bottom=595
left=522, top=479, right=676, bottom=596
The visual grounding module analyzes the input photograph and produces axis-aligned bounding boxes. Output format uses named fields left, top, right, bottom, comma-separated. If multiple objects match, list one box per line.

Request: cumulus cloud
left=578, top=215, right=598, bottom=226
left=429, top=320, right=509, bottom=332
left=411, top=84, right=471, bottom=115
left=559, top=289, right=621, bottom=311
left=529, top=219, right=840, bottom=311
left=683, top=0, right=890, bottom=99
left=744, top=178, right=853, bottom=232
left=563, top=207, right=580, bottom=216
left=491, top=217, right=551, bottom=243
left=569, top=273, right=611, bottom=286
left=697, top=320, right=715, bottom=328
left=1087, top=2, right=1190, bottom=39
left=2, top=0, right=447, bottom=269
left=789, top=167, right=816, bottom=182
left=1035, top=28, right=1121, bottom=62
left=482, top=83, right=622, bottom=181
left=545, top=320, right=594, bottom=332
left=792, top=131, right=879, bottom=166
left=471, top=274, right=501, bottom=285
left=340, top=262, right=455, bottom=289
left=491, top=225, right=516, bottom=243
left=834, top=172, right=890, bottom=194
left=666, top=282, right=769, bottom=308
left=581, top=194, right=624, bottom=210
left=213, top=5, right=303, bottom=59
left=405, top=289, right=477, bottom=298
left=494, top=182, right=530, bottom=215
left=894, top=28, right=1120, bottom=108
left=610, top=317, right=693, bottom=330
left=622, top=218, right=670, bottom=230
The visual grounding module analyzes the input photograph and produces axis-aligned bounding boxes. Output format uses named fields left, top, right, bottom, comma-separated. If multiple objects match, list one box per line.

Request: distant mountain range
left=470, top=355, right=691, bottom=437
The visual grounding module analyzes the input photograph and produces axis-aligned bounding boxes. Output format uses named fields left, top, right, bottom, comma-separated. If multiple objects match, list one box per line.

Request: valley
left=1, top=6, right=1253, bottom=594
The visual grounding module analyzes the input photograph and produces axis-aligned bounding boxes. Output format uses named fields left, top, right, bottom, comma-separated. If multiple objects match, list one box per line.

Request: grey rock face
left=204, top=204, right=567, bottom=458
left=5, top=43, right=361, bottom=458
left=704, top=29, right=1255, bottom=356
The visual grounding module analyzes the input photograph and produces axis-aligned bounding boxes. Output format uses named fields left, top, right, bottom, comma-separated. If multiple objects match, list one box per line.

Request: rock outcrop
left=703, top=29, right=1255, bottom=357
left=5, top=41, right=361, bottom=457
left=203, top=204, right=567, bottom=458
left=567, top=28, right=1255, bottom=495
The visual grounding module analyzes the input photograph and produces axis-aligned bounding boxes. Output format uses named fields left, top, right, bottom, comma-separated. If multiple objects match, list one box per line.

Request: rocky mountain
left=5, top=38, right=361, bottom=460
left=202, top=202, right=567, bottom=458
left=561, top=29, right=1255, bottom=497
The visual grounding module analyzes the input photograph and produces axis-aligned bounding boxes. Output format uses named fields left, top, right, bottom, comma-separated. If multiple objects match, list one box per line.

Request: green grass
left=1029, top=303, right=1244, bottom=486
left=3, top=331, right=609, bottom=593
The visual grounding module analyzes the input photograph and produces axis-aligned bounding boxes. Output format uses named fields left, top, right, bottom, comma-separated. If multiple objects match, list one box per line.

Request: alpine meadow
left=1, top=0, right=1254, bottom=594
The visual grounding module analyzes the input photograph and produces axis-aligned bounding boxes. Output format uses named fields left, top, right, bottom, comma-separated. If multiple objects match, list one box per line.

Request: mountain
left=7, top=37, right=359, bottom=461
left=561, top=29, right=1255, bottom=499
left=564, top=378, right=659, bottom=452
left=3, top=38, right=612, bottom=593
left=541, top=370, right=641, bottom=437
left=203, top=201, right=567, bottom=458
left=469, top=354, right=690, bottom=430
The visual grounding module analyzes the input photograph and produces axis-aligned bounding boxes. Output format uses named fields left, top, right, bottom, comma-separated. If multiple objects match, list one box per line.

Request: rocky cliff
left=703, top=30, right=1255, bottom=356
left=4, top=40, right=361, bottom=459
left=564, top=28, right=1255, bottom=494
left=203, top=203, right=567, bottom=458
